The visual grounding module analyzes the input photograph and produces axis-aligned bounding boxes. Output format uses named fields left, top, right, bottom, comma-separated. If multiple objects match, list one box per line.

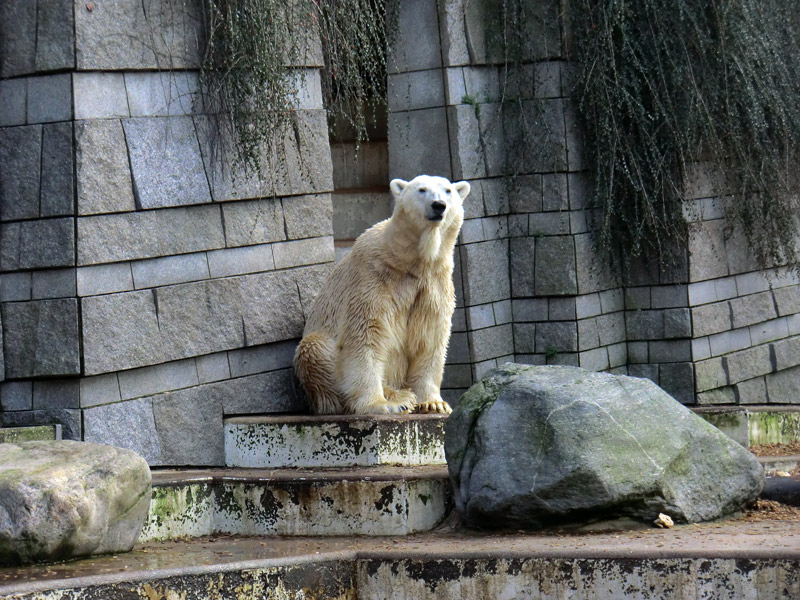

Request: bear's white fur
left=294, top=175, right=471, bottom=414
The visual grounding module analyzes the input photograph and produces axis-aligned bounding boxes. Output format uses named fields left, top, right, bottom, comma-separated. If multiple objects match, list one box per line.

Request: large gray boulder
left=0, top=440, right=151, bottom=564
left=445, top=364, right=764, bottom=529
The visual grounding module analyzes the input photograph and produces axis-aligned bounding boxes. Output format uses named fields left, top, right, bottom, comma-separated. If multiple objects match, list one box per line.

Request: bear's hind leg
left=293, top=332, right=343, bottom=414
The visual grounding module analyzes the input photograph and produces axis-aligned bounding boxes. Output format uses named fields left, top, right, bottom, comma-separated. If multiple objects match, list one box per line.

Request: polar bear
left=294, top=175, right=471, bottom=415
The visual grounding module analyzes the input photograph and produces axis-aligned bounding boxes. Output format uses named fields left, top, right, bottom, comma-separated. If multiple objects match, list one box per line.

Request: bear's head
left=389, top=175, right=471, bottom=230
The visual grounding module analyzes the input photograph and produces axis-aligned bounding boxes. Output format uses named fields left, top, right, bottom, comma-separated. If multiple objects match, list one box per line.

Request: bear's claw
left=415, top=400, right=452, bottom=415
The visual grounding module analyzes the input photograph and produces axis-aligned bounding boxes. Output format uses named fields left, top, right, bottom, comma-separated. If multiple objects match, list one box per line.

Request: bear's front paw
left=415, top=399, right=452, bottom=415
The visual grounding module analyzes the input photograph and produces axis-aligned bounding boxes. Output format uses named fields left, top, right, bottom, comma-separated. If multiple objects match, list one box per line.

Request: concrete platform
left=224, top=414, right=447, bottom=468
left=3, top=518, right=799, bottom=599
left=695, top=405, right=800, bottom=447
left=142, top=466, right=451, bottom=540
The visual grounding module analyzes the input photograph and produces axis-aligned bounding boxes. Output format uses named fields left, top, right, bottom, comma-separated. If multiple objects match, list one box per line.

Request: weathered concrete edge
left=5, top=547, right=800, bottom=598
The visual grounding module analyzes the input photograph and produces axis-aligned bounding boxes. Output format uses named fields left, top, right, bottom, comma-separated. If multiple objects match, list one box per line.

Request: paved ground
left=2, top=510, right=798, bottom=595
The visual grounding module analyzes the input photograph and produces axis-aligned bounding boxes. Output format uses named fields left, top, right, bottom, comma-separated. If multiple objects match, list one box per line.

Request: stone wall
left=0, top=0, right=334, bottom=464
left=386, top=0, right=799, bottom=405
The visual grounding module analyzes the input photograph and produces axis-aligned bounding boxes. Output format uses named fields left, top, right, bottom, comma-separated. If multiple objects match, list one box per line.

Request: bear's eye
left=446, top=187, right=453, bottom=193
left=418, top=187, right=427, bottom=193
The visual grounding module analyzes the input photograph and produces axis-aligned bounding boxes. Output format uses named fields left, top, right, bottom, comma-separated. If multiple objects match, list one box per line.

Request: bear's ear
left=453, top=180, right=471, bottom=200
left=390, top=179, right=409, bottom=198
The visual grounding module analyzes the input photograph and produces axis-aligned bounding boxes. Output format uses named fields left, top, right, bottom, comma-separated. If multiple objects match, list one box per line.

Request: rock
left=0, top=440, right=151, bottom=564
left=445, top=364, right=765, bottom=529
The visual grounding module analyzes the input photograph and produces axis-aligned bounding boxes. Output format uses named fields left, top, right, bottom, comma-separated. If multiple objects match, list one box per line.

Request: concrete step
left=694, top=405, right=800, bottom=447
left=224, top=414, right=447, bottom=469
left=141, top=465, right=451, bottom=541
left=0, top=425, right=61, bottom=443
left=4, top=519, right=799, bottom=600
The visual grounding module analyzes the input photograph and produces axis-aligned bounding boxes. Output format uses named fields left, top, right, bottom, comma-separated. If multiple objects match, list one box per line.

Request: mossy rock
left=445, top=364, right=765, bottom=529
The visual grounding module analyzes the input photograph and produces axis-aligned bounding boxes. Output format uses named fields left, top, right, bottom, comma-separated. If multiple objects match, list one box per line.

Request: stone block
left=1, top=409, right=81, bottom=440
left=292, top=263, right=334, bottom=321
left=535, top=236, right=577, bottom=296
left=283, top=194, right=334, bottom=240
left=443, top=363, right=473, bottom=389
left=452, top=307, right=467, bottom=332
left=765, top=365, right=800, bottom=404
left=387, top=0, right=442, bottom=72
left=196, top=352, right=231, bottom=384
left=715, top=277, right=739, bottom=301
left=534, top=61, right=561, bottom=98
left=513, top=323, right=537, bottom=354
left=2, top=298, right=80, bottom=378
left=83, top=398, right=161, bottom=464
left=627, top=363, right=658, bottom=384
left=123, top=116, right=212, bottom=209
left=708, top=328, right=751, bottom=357
left=1, top=272, right=32, bottom=301
left=469, top=324, right=514, bottom=362
left=508, top=214, right=528, bottom=237
left=1, top=381, right=32, bottom=411
left=730, top=291, right=777, bottom=329
left=461, top=239, right=510, bottom=305
left=0, top=0, right=36, bottom=77
left=691, top=302, right=732, bottom=338
left=493, top=300, right=512, bottom=324
left=736, top=377, right=768, bottom=405
left=625, top=310, right=663, bottom=340
left=1, top=218, right=75, bottom=271
left=688, top=220, right=728, bottom=281
left=725, top=228, right=759, bottom=276
left=332, top=190, right=392, bottom=240
left=688, top=281, right=717, bottom=306
left=664, top=308, right=691, bottom=339
left=125, top=71, right=198, bottom=117
left=152, top=386, right=224, bottom=466
left=208, top=245, right=274, bottom=278
left=649, top=340, right=691, bottom=363
left=197, top=111, right=333, bottom=202
left=735, top=271, right=770, bottom=296
left=510, top=237, right=536, bottom=297
left=599, top=289, right=624, bottom=313
left=27, top=74, right=72, bottom=123
left=508, top=175, right=542, bottom=213
left=504, top=99, right=567, bottom=174
left=75, top=119, right=137, bottom=215
left=774, top=285, right=800, bottom=316
left=658, top=363, right=695, bottom=404
left=77, top=204, right=225, bottom=265
left=536, top=322, right=578, bottom=354
left=692, top=337, right=711, bottom=361
left=773, top=335, right=800, bottom=371
left=627, top=341, right=649, bottom=364
left=725, top=345, right=773, bottom=385
left=695, top=357, right=727, bottom=392
left=0, top=125, right=42, bottom=221
left=446, top=332, right=471, bottom=364
left=80, top=373, right=122, bottom=408
left=35, top=0, right=75, bottom=71
left=132, top=253, right=210, bottom=289
left=217, top=369, right=302, bottom=415
left=394, top=107, right=449, bottom=180
left=597, top=312, right=626, bottom=345
left=608, top=342, right=627, bottom=368
left=651, top=285, right=688, bottom=309
left=569, top=211, right=588, bottom=234
left=480, top=216, right=508, bottom=240
left=750, top=317, right=789, bottom=346
left=221, top=198, right=285, bottom=248
left=790, top=314, right=800, bottom=336
left=576, top=293, right=602, bottom=318
left=549, top=297, right=576, bottom=321
left=579, top=347, right=609, bottom=371
left=529, top=213, right=569, bottom=236
left=31, top=268, right=76, bottom=299
left=696, top=387, right=736, bottom=405
left=575, top=233, right=617, bottom=295
left=273, top=237, right=335, bottom=270
left=577, top=318, right=600, bottom=351
left=72, top=72, right=128, bottom=120
left=468, top=304, right=496, bottom=330
left=388, top=69, right=446, bottom=111
left=460, top=219, right=485, bottom=244
left=82, top=290, right=166, bottom=375
left=512, top=299, right=548, bottom=322
left=77, top=263, right=135, bottom=297
left=238, top=271, right=306, bottom=346
left=478, top=177, right=509, bottom=217
left=542, top=174, right=568, bottom=212
left=228, top=340, right=297, bottom=378
left=0, top=79, right=26, bottom=127
left=564, top=99, right=586, bottom=171
left=448, top=103, right=505, bottom=180
left=118, top=359, right=200, bottom=401
left=39, top=122, right=74, bottom=217
left=75, top=0, right=202, bottom=70
left=33, top=379, right=80, bottom=409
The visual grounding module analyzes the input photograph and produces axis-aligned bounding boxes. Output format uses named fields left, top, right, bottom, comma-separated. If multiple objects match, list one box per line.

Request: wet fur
left=294, top=175, right=470, bottom=414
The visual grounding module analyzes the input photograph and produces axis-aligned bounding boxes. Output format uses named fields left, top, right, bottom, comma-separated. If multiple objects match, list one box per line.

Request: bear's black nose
left=431, top=201, right=446, bottom=214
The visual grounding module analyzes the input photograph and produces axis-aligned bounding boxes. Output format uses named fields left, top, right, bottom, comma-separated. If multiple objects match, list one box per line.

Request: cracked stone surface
left=445, top=364, right=765, bottom=529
